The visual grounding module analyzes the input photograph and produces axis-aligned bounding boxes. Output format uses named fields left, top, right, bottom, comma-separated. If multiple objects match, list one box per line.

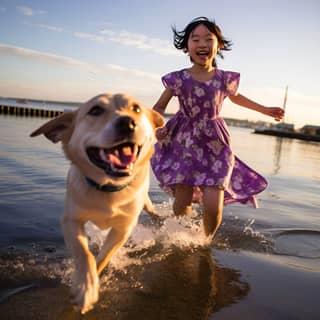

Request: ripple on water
left=272, top=229, right=320, bottom=259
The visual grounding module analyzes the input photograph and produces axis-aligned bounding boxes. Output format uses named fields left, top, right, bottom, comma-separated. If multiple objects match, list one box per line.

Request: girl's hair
left=172, top=16, right=232, bottom=67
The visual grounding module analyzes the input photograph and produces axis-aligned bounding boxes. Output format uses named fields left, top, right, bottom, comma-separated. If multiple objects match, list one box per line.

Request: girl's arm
left=152, top=87, right=173, bottom=140
left=153, top=87, right=173, bottom=115
left=229, top=93, right=285, bottom=121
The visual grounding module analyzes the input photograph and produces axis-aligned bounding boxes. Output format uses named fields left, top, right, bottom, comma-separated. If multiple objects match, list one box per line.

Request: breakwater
left=0, top=104, right=63, bottom=118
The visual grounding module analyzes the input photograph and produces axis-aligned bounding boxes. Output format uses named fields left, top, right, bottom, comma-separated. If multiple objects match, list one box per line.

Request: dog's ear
left=149, top=109, right=165, bottom=129
left=30, top=111, right=76, bottom=143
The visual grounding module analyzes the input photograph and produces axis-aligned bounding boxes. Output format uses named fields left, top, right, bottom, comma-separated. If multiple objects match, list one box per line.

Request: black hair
left=172, top=17, right=232, bottom=67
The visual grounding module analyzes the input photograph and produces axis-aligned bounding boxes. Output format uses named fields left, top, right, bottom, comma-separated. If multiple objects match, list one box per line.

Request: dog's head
left=30, top=93, right=164, bottom=186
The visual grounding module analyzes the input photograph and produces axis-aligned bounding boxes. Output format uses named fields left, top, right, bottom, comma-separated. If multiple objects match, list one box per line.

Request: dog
left=30, top=93, right=164, bottom=314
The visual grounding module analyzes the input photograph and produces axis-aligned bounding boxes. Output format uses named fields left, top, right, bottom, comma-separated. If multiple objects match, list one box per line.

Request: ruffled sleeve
left=161, top=71, right=182, bottom=96
left=224, top=71, right=240, bottom=96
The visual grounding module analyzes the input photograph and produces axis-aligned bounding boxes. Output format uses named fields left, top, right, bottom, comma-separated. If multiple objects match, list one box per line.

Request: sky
left=0, top=0, right=319, bottom=127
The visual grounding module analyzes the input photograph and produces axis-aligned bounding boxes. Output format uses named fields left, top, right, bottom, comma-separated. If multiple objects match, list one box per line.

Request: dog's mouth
left=87, top=142, right=141, bottom=177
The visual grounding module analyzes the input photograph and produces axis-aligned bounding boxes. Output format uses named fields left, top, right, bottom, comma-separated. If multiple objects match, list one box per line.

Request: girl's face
left=187, top=24, right=219, bottom=68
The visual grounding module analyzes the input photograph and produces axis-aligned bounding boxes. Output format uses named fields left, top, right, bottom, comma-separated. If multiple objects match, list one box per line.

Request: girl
left=151, top=17, right=284, bottom=238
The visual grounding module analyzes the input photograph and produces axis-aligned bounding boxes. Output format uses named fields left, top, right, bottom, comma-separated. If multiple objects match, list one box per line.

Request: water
left=0, top=114, right=319, bottom=319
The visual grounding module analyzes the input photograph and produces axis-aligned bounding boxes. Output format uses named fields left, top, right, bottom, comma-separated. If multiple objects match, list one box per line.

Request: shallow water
left=0, top=115, right=319, bottom=319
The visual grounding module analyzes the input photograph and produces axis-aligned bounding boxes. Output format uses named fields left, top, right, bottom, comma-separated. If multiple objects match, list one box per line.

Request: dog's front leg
left=96, top=227, right=131, bottom=275
left=62, top=216, right=99, bottom=314
left=144, top=194, right=156, bottom=215
left=144, top=195, right=164, bottom=225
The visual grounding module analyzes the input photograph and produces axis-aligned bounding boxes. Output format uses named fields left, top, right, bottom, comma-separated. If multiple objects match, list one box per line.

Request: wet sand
left=0, top=248, right=319, bottom=320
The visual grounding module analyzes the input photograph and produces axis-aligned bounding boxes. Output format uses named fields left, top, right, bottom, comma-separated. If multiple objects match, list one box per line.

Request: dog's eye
left=88, top=105, right=105, bottom=116
left=131, top=104, right=141, bottom=113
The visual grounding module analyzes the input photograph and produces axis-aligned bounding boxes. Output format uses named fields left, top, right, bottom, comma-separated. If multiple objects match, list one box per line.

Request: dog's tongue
left=105, top=145, right=136, bottom=168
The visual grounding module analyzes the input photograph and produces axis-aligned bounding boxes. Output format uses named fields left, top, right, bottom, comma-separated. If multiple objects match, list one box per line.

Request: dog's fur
left=30, top=93, right=164, bottom=313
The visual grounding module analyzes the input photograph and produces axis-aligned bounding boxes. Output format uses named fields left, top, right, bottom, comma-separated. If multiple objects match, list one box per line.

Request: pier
left=0, top=105, right=63, bottom=118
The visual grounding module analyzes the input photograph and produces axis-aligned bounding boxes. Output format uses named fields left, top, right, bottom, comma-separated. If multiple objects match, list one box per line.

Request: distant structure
left=0, top=97, right=78, bottom=118
left=0, top=104, right=63, bottom=118
left=253, top=86, right=320, bottom=142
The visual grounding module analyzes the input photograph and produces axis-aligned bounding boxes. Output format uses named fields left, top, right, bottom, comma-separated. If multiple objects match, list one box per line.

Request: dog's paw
left=71, top=269, right=99, bottom=314
left=148, top=212, right=166, bottom=228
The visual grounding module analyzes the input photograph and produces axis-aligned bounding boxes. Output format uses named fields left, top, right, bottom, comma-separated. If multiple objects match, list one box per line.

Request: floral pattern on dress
left=151, top=69, right=268, bottom=207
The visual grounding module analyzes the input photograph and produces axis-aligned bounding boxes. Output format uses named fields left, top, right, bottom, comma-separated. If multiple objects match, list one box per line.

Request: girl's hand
left=263, top=107, right=285, bottom=122
left=155, top=127, right=168, bottom=140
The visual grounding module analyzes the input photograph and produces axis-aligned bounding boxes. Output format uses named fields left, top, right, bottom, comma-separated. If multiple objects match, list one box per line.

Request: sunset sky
left=0, top=0, right=319, bottom=127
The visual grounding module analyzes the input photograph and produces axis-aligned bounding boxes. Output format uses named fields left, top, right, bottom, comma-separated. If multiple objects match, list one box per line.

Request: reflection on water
left=99, top=248, right=250, bottom=319
left=270, top=136, right=319, bottom=177
left=0, top=247, right=250, bottom=319
left=273, top=138, right=284, bottom=175
left=231, top=127, right=320, bottom=179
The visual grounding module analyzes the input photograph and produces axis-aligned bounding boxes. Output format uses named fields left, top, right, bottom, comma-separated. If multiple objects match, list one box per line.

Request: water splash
left=84, top=202, right=211, bottom=272
left=243, top=218, right=256, bottom=236
left=4, top=201, right=315, bottom=296
left=83, top=202, right=276, bottom=274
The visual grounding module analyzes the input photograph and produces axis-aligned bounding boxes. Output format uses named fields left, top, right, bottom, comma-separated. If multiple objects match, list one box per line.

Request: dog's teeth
left=99, top=149, right=108, bottom=162
left=122, top=146, right=132, bottom=156
left=133, top=145, right=138, bottom=155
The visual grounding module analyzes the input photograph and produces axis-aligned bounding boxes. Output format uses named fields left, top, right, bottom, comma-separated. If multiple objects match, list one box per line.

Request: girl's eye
left=131, top=104, right=141, bottom=113
left=88, top=105, right=105, bottom=116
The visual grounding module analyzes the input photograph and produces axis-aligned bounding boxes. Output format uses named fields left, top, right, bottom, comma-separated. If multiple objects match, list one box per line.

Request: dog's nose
left=116, top=116, right=136, bottom=135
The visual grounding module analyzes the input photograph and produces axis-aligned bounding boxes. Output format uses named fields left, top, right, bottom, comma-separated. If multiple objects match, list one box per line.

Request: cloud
left=0, top=43, right=159, bottom=81
left=102, top=64, right=159, bottom=81
left=100, top=29, right=180, bottom=56
left=73, top=32, right=105, bottom=43
left=0, top=44, right=162, bottom=103
left=0, top=7, right=6, bottom=12
left=16, top=6, right=33, bottom=16
left=16, top=12, right=177, bottom=57
left=90, top=20, right=114, bottom=27
left=73, top=29, right=180, bottom=56
left=0, top=43, right=94, bottom=70
left=16, top=6, right=46, bottom=16
left=24, top=22, right=64, bottom=32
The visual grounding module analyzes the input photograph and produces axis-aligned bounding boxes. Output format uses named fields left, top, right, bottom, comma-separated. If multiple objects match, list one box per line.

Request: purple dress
left=151, top=69, right=268, bottom=207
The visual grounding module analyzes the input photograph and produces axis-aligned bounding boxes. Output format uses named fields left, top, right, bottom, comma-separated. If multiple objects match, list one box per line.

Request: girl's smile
left=187, top=24, right=219, bottom=68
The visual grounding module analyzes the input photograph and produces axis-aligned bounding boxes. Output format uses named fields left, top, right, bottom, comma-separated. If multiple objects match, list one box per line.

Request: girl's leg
left=201, top=187, right=224, bottom=238
left=173, top=184, right=193, bottom=216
